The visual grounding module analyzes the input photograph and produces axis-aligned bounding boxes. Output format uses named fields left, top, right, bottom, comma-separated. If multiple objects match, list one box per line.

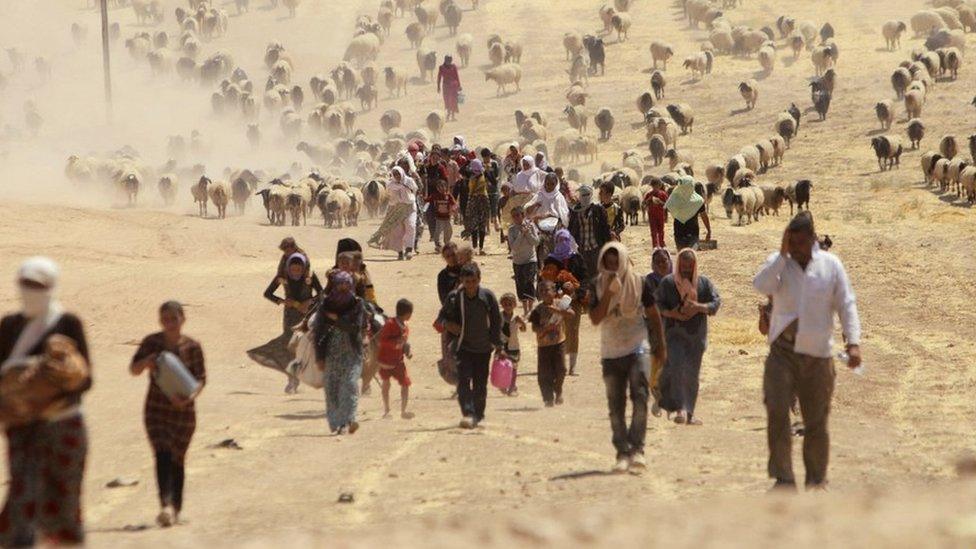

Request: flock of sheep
left=38, top=0, right=976, bottom=231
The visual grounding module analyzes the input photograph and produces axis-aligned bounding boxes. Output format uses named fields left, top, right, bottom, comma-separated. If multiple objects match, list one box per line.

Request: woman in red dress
left=437, top=55, right=462, bottom=121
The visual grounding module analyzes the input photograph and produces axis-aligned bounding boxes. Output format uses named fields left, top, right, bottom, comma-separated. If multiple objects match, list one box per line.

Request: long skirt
left=443, top=84, right=459, bottom=114
left=246, top=307, right=303, bottom=374
left=323, top=328, right=364, bottom=432
left=658, top=327, right=706, bottom=416
left=0, top=416, right=87, bottom=547
left=369, top=203, right=415, bottom=252
left=464, top=194, right=490, bottom=235
left=563, top=300, right=583, bottom=355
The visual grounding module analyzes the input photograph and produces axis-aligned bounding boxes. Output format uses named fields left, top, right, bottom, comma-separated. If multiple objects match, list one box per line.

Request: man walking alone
left=753, top=212, right=862, bottom=490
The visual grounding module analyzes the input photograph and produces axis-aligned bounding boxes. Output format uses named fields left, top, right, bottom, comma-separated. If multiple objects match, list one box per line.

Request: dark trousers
left=537, top=343, right=566, bottom=403
left=581, top=248, right=601, bottom=285
left=0, top=416, right=87, bottom=547
left=155, top=451, right=186, bottom=513
left=602, top=353, right=649, bottom=457
left=457, top=349, right=491, bottom=421
left=471, top=229, right=486, bottom=250
left=764, top=333, right=835, bottom=486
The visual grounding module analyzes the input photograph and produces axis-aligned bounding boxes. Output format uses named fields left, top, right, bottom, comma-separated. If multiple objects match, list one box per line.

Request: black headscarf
left=335, top=238, right=362, bottom=266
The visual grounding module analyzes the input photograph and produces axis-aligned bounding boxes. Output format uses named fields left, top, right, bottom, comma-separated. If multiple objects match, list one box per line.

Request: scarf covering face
left=549, top=229, right=578, bottom=262
left=596, top=242, right=644, bottom=319
left=322, top=270, right=355, bottom=312
left=665, top=176, right=705, bottom=224
left=452, top=135, right=466, bottom=151
left=468, top=158, right=484, bottom=176
left=674, top=248, right=700, bottom=303
left=286, top=253, right=308, bottom=281
left=576, top=185, right=593, bottom=209
left=2, top=257, right=66, bottom=372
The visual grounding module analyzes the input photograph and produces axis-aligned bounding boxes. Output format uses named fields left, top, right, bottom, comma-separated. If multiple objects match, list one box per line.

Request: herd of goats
left=37, top=0, right=976, bottom=229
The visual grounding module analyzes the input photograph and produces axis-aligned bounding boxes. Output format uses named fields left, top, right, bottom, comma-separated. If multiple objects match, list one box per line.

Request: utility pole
left=99, top=0, right=113, bottom=124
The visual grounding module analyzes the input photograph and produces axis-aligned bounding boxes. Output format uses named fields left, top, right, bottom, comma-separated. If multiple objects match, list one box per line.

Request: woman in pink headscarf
left=437, top=55, right=462, bottom=121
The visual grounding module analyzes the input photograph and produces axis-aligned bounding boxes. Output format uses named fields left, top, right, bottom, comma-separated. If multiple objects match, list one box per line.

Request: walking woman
left=314, top=271, right=368, bottom=434
left=0, top=257, right=92, bottom=546
left=464, top=159, right=491, bottom=255
left=130, top=301, right=206, bottom=528
left=665, top=176, right=711, bottom=250
left=368, top=167, right=418, bottom=260
left=436, top=55, right=462, bottom=121
left=249, top=253, right=322, bottom=393
left=544, top=230, right=588, bottom=375
left=655, top=248, right=721, bottom=425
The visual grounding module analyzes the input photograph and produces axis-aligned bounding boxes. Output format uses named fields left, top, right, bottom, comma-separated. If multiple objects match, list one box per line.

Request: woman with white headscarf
left=368, top=166, right=418, bottom=260
left=0, top=257, right=91, bottom=546
left=500, top=155, right=544, bottom=231
left=525, top=172, right=570, bottom=228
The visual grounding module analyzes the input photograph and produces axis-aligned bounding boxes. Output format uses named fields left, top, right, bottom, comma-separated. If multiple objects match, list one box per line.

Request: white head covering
left=18, top=257, right=60, bottom=288
left=391, top=166, right=417, bottom=191
left=596, top=242, right=643, bottom=319
left=3, top=257, right=66, bottom=372
left=534, top=173, right=570, bottom=226
left=513, top=156, right=541, bottom=193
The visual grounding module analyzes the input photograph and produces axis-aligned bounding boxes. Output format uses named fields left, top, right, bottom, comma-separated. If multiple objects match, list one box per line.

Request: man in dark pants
left=439, top=262, right=503, bottom=429
left=753, top=213, right=862, bottom=490
left=588, top=243, right=666, bottom=473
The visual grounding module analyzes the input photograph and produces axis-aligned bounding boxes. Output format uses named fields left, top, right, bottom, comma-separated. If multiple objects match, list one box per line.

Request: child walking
left=528, top=280, right=574, bottom=407
left=643, top=178, right=669, bottom=248
left=499, top=293, right=527, bottom=396
left=378, top=299, right=415, bottom=419
left=427, top=180, right=457, bottom=254
left=508, top=206, right=540, bottom=315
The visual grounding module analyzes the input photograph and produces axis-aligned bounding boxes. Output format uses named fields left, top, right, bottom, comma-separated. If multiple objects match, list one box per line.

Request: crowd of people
left=0, top=136, right=864, bottom=543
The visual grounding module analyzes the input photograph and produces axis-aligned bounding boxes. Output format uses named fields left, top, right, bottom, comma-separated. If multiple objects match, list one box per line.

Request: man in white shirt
left=753, top=212, right=861, bottom=490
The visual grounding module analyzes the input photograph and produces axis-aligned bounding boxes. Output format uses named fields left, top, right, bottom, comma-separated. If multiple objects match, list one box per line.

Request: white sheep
left=758, top=46, right=775, bottom=73
left=456, top=33, right=473, bottom=67
left=904, top=89, right=925, bottom=119
left=383, top=67, right=408, bottom=97
left=563, top=104, right=588, bottom=134
left=344, top=33, right=380, bottom=66
left=484, top=64, right=522, bottom=96
left=882, top=20, right=907, bottom=50
left=207, top=179, right=230, bottom=219
left=739, top=79, right=758, bottom=110
left=563, top=32, right=584, bottom=60
left=650, top=41, right=674, bottom=70
left=873, top=100, right=894, bottom=132
left=911, top=10, right=946, bottom=36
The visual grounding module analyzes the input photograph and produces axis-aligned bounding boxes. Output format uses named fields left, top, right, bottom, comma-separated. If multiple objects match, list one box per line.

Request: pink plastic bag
left=490, top=357, right=514, bottom=391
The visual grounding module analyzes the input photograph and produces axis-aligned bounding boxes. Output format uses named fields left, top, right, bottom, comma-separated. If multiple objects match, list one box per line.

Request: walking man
left=439, top=263, right=503, bottom=429
left=753, top=212, right=861, bottom=490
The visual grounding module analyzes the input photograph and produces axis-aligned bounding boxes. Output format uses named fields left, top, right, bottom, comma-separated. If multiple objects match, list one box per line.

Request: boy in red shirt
left=643, top=178, right=669, bottom=248
left=427, top=180, right=457, bottom=254
left=378, top=299, right=415, bottom=419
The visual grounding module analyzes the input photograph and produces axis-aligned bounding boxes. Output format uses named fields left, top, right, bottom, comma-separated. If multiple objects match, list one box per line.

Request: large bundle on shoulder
left=0, top=335, right=89, bottom=427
